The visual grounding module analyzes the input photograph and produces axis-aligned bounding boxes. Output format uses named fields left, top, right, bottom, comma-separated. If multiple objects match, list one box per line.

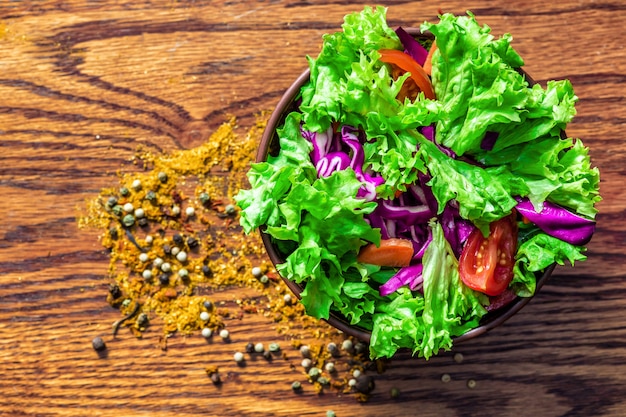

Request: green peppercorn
left=109, top=227, right=118, bottom=239
left=263, top=350, right=272, bottom=361
left=326, top=411, right=336, bottom=417
left=119, top=186, right=130, bottom=196
left=291, top=381, right=302, bottom=392
left=122, top=214, right=135, bottom=227
left=225, top=204, right=236, bottom=215
left=136, top=313, right=149, bottom=328
left=112, top=205, right=123, bottom=217
left=259, top=275, right=269, bottom=285
left=106, top=196, right=118, bottom=208
left=390, top=387, right=400, bottom=399
left=269, top=342, right=280, bottom=353
left=199, top=192, right=211, bottom=205
left=145, top=190, right=157, bottom=202
left=308, top=367, right=321, bottom=381
left=157, top=172, right=168, bottom=183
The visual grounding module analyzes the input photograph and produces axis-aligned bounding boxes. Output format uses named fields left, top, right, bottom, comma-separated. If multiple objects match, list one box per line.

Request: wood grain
left=1, top=1, right=625, bottom=416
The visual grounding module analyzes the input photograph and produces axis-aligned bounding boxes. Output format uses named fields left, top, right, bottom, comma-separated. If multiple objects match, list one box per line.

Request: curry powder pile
left=78, top=115, right=380, bottom=401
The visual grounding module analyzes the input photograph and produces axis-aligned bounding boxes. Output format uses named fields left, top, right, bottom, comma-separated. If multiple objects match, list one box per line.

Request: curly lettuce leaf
left=369, top=221, right=487, bottom=359
left=421, top=13, right=578, bottom=157
left=300, top=6, right=403, bottom=132
left=477, top=136, right=601, bottom=219
left=417, top=221, right=488, bottom=358
left=299, top=6, right=439, bottom=198
left=271, top=168, right=380, bottom=319
left=235, top=112, right=316, bottom=233
left=418, top=137, right=527, bottom=234
left=512, top=224, right=588, bottom=296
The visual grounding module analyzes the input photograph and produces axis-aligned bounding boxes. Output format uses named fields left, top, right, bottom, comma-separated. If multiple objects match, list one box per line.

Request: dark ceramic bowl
left=256, top=29, right=555, bottom=346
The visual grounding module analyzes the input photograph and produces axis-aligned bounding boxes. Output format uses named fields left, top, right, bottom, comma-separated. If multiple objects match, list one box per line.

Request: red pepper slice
left=378, top=49, right=436, bottom=100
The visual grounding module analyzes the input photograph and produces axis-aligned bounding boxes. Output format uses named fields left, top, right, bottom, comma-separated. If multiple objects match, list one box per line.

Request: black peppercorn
left=173, top=233, right=183, bottom=245
left=245, top=342, right=255, bottom=354
left=354, top=374, right=375, bottom=394
left=202, top=265, right=213, bottom=277
left=109, top=227, right=118, bottom=239
left=187, top=236, right=199, bottom=248
left=92, top=336, right=106, bottom=352
left=159, top=274, right=169, bottom=285
left=263, top=350, right=272, bottom=361
left=109, top=284, right=122, bottom=299
left=138, top=217, right=149, bottom=227
left=210, top=372, right=221, bottom=385
left=163, top=244, right=171, bottom=255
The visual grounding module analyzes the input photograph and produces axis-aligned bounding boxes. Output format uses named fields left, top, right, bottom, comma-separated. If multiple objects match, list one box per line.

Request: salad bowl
left=237, top=8, right=598, bottom=359
left=255, top=36, right=555, bottom=345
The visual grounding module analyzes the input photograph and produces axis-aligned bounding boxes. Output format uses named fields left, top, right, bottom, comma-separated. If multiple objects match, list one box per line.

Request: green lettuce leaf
left=477, top=136, right=601, bottom=219
left=418, top=138, right=527, bottom=234
left=421, top=13, right=578, bottom=157
left=417, top=221, right=488, bottom=358
left=512, top=224, right=588, bottom=296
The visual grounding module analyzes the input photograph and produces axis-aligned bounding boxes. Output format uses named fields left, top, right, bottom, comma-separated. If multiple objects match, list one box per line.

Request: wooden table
left=1, top=1, right=624, bottom=416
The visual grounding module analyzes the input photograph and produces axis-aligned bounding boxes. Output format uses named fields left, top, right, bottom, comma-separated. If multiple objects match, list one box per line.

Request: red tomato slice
left=378, top=49, right=436, bottom=100
left=459, top=215, right=518, bottom=296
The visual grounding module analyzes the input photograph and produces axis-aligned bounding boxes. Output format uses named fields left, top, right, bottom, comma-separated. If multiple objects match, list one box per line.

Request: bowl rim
left=256, top=28, right=552, bottom=346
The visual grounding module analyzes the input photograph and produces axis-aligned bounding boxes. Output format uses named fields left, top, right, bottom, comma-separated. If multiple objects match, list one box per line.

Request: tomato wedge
left=459, top=214, right=518, bottom=296
left=423, top=40, right=437, bottom=76
left=357, top=238, right=414, bottom=267
left=378, top=49, right=436, bottom=100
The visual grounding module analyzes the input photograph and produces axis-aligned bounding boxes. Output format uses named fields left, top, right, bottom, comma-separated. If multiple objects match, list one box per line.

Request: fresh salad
left=235, top=7, right=601, bottom=359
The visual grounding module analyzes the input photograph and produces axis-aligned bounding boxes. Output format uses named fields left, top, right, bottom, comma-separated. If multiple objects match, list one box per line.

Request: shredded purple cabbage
left=480, top=131, right=499, bottom=151
left=379, top=264, right=424, bottom=296
left=515, top=197, right=596, bottom=245
left=316, top=152, right=351, bottom=177
left=395, top=26, right=428, bottom=65
left=302, top=125, right=384, bottom=201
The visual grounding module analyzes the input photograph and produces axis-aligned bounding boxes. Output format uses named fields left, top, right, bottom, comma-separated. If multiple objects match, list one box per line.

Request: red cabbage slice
left=395, top=26, right=428, bottom=65
left=515, top=197, right=596, bottom=245
left=341, top=126, right=384, bottom=201
left=379, top=264, right=424, bottom=296
left=316, top=152, right=351, bottom=177
left=480, top=131, right=499, bottom=151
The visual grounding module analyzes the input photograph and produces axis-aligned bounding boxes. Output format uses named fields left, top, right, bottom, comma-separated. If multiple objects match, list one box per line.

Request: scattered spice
left=79, top=115, right=380, bottom=403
